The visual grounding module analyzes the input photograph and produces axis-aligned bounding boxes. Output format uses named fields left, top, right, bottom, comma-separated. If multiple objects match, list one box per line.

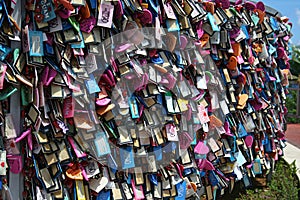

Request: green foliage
left=290, top=45, right=300, bottom=76
left=287, top=45, right=300, bottom=123
left=239, top=159, right=299, bottom=200
left=289, top=60, right=300, bottom=77
left=292, top=46, right=300, bottom=64
left=286, top=89, right=300, bottom=123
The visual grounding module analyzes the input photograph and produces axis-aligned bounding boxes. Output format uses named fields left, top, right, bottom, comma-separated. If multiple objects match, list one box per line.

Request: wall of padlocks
left=0, top=0, right=293, bottom=199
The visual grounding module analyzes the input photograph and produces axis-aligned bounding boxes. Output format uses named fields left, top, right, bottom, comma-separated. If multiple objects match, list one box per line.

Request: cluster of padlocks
left=0, top=0, right=293, bottom=199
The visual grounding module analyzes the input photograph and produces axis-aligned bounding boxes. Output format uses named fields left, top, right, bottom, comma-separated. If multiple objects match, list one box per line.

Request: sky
left=261, top=0, right=300, bottom=45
